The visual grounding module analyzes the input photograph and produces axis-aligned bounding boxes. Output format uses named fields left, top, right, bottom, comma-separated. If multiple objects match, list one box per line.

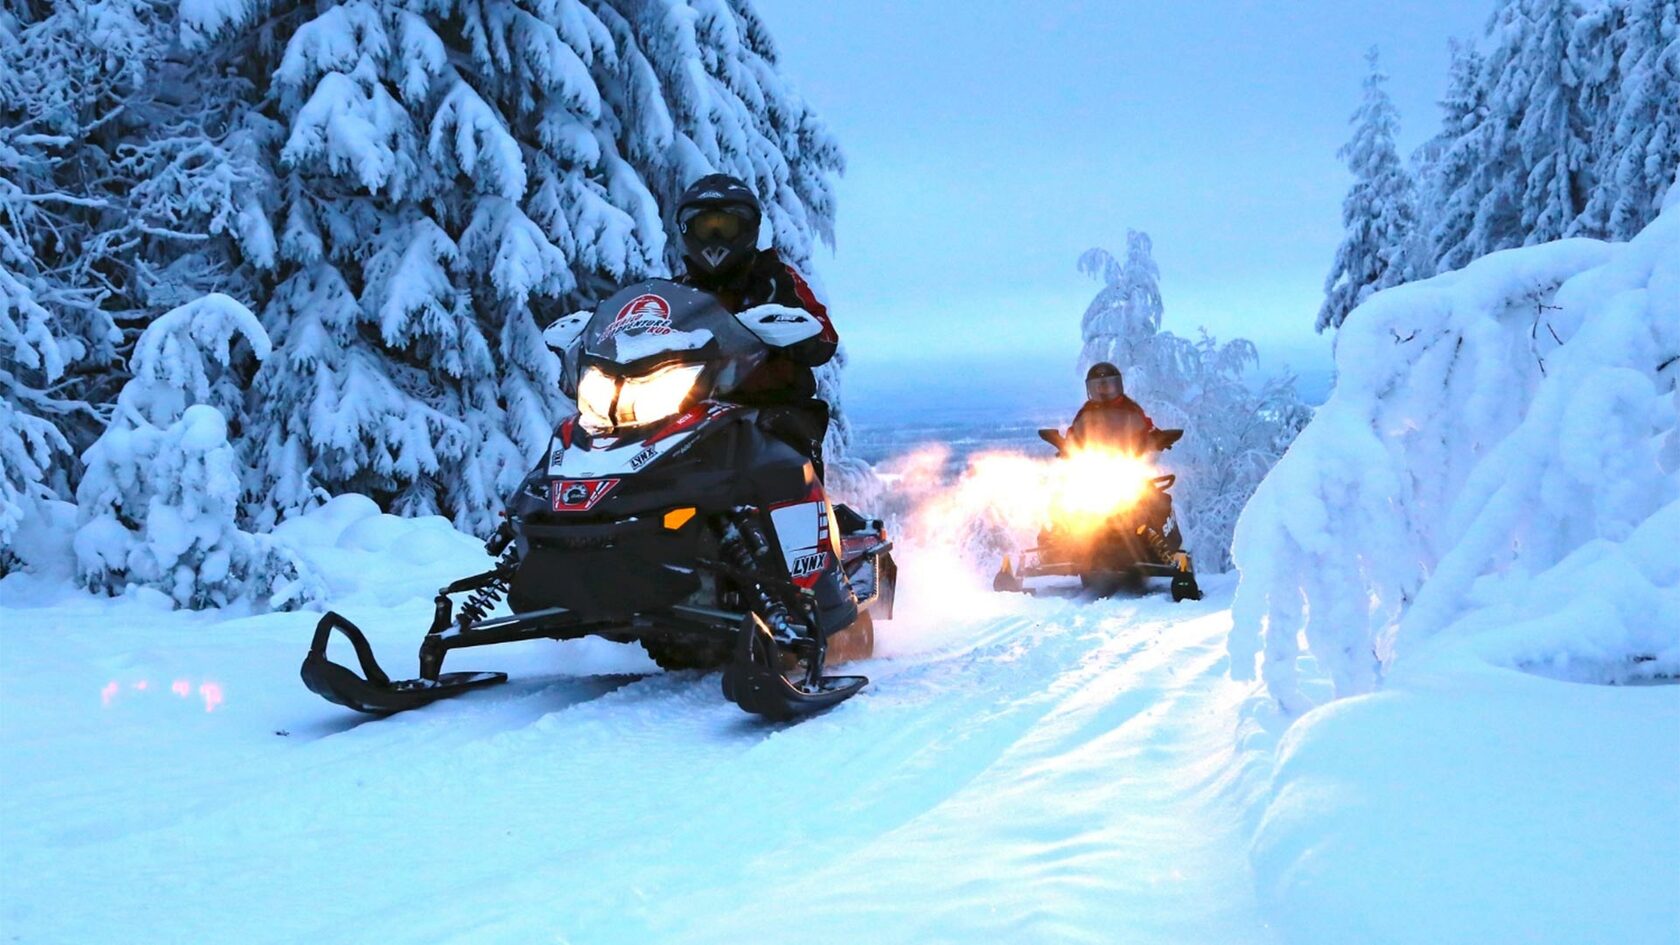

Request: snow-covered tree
left=1420, top=40, right=1492, bottom=276
left=1319, top=48, right=1419, bottom=333
left=1507, top=0, right=1595, bottom=245
left=1579, top=0, right=1680, bottom=239
left=74, top=295, right=323, bottom=610
left=1076, top=231, right=1163, bottom=382
left=1232, top=191, right=1680, bottom=711
left=1078, top=236, right=1309, bottom=570
left=1413, top=0, right=1674, bottom=283
left=165, top=0, right=846, bottom=536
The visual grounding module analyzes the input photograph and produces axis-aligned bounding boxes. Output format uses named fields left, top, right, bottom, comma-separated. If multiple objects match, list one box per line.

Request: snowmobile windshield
left=574, top=279, right=770, bottom=433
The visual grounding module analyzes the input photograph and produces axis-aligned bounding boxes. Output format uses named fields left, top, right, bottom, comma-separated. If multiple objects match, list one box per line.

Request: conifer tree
left=1318, top=48, right=1418, bottom=333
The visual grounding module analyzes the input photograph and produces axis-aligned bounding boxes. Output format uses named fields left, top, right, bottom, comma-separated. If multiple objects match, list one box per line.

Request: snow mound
left=1230, top=197, right=1679, bottom=709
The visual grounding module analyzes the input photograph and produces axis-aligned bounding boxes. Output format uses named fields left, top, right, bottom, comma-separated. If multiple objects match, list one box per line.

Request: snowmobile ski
left=720, top=614, right=867, bottom=720
left=301, top=612, right=507, bottom=714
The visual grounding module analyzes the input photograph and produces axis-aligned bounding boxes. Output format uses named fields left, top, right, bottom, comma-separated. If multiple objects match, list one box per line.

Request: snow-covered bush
left=1230, top=187, right=1679, bottom=711
left=1079, top=232, right=1310, bottom=571
left=74, top=295, right=323, bottom=610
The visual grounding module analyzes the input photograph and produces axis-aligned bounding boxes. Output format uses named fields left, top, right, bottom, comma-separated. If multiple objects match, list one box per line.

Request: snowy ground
left=6, top=496, right=1675, bottom=944
left=1, top=498, right=1278, bottom=945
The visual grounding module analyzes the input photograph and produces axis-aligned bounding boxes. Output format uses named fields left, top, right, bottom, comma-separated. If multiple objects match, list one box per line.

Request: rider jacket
left=677, top=248, right=838, bottom=406
left=1068, top=395, right=1156, bottom=452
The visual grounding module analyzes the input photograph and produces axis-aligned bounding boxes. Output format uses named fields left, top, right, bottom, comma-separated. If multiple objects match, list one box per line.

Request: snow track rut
left=3, top=577, right=1275, bottom=945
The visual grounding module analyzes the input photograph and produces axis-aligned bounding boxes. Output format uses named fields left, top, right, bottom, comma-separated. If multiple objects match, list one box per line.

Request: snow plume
left=73, top=296, right=324, bottom=612
left=1230, top=191, right=1680, bottom=711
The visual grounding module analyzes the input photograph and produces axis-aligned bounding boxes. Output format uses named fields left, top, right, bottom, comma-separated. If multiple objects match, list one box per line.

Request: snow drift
left=1230, top=186, right=1679, bottom=709
left=1230, top=187, right=1680, bottom=945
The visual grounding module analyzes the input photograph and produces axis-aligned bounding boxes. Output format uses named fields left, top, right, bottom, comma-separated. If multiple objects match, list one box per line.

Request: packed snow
left=2, top=496, right=1278, bottom=945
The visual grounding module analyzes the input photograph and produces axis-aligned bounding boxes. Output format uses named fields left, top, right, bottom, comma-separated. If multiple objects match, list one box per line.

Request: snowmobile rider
left=672, top=174, right=839, bottom=477
left=1068, top=362, right=1156, bottom=453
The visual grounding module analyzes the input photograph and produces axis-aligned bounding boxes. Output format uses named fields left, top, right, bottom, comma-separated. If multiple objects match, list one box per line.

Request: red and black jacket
left=678, top=248, right=837, bottom=406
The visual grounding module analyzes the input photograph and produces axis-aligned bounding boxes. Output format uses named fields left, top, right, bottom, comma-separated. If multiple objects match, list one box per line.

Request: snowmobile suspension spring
left=1139, top=525, right=1173, bottom=564
left=720, top=515, right=796, bottom=640
left=457, top=548, right=519, bottom=626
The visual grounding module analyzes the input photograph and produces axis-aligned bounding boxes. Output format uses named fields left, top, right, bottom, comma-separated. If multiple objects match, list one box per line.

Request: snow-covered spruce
left=1077, top=232, right=1310, bottom=572
left=73, top=296, right=323, bottom=611
left=165, top=0, right=849, bottom=535
left=1318, top=47, right=1418, bottom=334
left=1230, top=187, right=1680, bottom=711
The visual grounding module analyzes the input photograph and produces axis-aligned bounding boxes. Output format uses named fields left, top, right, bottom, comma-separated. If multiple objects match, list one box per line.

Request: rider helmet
left=1085, top=362, right=1125, bottom=403
left=675, top=174, right=762, bottom=282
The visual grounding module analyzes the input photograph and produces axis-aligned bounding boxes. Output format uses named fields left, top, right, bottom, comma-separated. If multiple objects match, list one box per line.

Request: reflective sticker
left=550, top=479, right=621, bottom=512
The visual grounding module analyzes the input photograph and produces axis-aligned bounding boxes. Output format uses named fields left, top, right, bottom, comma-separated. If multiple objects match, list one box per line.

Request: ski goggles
left=679, top=206, right=757, bottom=242
left=1086, top=374, right=1125, bottom=402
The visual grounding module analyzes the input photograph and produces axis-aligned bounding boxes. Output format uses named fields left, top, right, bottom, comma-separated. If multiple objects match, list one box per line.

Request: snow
left=1, top=503, right=1277, bottom=944
left=1231, top=198, right=1679, bottom=709
left=1253, top=643, right=1680, bottom=945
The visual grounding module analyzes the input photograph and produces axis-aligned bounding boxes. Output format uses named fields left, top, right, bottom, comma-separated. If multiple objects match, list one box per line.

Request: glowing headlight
left=575, top=363, right=704, bottom=433
left=577, top=367, right=618, bottom=434
left=618, top=363, right=704, bottom=426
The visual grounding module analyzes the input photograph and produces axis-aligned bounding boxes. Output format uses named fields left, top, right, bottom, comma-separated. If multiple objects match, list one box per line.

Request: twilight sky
left=753, top=0, right=1493, bottom=416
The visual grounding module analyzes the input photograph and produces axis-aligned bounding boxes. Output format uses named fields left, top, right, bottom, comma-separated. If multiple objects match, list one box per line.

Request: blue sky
left=754, top=0, right=1492, bottom=415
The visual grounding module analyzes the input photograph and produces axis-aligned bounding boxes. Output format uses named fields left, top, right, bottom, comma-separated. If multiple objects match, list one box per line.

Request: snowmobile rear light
left=663, top=507, right=697, bottom=530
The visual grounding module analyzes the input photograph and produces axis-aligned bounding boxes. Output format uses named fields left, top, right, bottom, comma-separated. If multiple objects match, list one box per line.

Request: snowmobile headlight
left=577, top=367, right=618, bottom=434
left=616, top=363, right=704, bottom=427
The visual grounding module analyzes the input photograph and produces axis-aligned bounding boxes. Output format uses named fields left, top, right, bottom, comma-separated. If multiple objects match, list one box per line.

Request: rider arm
left=761, top=251, right=838, bottom=367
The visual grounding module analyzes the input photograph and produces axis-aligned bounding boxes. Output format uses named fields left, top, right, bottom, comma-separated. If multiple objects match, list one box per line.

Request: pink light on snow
left=171, top=679, right=192, bottom=698
left=101, top=681, right=120, bottom=707
left=133, top=680, right=149, bottom=691
left=199, top=682, right=224, bottom=713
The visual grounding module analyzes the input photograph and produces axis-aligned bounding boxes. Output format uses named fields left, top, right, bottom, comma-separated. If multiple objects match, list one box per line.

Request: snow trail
left=3, top=573, right=1274, bottom=944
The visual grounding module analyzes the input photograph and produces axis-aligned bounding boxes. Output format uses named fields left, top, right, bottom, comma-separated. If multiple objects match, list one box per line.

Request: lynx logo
left=629, top=446, right=658, bottom=471
left=790, top=552, right=827, bottom=578
left=550, top=478, right=620, bottom=512
left=603, top=293, right=672, bottom=339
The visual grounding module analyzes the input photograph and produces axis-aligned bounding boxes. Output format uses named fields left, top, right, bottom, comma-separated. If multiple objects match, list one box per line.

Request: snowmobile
left=992, top=425, right=1203, bottom=602
left=301, top=279, right=897, bottom=721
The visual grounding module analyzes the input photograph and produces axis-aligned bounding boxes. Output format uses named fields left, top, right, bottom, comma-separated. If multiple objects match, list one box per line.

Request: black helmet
left=1085, top=362, right=1125, bottom=402
left=676, top=174, right=762, bottom=281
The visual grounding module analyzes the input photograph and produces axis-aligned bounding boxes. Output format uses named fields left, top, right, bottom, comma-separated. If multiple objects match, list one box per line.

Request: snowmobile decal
left=770, top=495, right=832, bottom=589
left=550, top=478, right=621, bottom=512
left=603, top=293, right=673, bottom=339
left=646, top=403, right=733, bottom=446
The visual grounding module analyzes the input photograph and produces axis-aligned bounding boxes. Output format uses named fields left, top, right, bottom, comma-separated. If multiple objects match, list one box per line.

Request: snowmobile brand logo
left=603, top=294, right=672, bottom=339
left=790, top=552, right=827, bottom=578
left=550, top=478, right=621, bottom=512
left=629, top=446, right=658, bottom=471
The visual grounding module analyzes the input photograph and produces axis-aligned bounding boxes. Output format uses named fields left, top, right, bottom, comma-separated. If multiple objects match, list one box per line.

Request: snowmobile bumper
left=720, top=613, right=867, bottom=721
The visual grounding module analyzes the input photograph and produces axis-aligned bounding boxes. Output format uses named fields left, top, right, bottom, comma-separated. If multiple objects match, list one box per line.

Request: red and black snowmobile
left=301, top=279, right=897, bottom=720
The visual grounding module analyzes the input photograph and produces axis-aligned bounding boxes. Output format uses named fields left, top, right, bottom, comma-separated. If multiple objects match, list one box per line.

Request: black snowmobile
left=301, top=279, right=897, bottom=721
left=992, top=425, right=1203, bottom=602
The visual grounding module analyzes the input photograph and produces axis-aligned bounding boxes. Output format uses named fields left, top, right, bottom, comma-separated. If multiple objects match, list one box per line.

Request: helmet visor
left=1086, top=374, right=1125, bottom=402
left=679, top=207, right=753, bottom=242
